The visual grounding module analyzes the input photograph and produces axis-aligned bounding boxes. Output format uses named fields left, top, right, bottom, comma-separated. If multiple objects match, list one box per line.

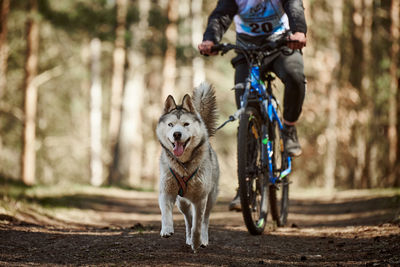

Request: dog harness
left=169, top=168, right=198, bottom=197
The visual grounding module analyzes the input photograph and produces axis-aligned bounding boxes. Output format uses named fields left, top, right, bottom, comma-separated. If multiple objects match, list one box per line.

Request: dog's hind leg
left=176, top=197, right=193, bottom=246
left=159, top=192, right=176, bottom=238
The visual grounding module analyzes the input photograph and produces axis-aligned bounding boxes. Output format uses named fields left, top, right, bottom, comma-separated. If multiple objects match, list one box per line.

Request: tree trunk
left=389, top=0, right=400, bottom=186
left=361, top=0, right=376, bottom=188
left=21, top=0, right=39, bottom=186
left=360, top=0, right=373, bottom=188
left=0, top=0, right=9, bottom=98
left=324, top=0, right=343, bottom=191
left=191, top=0, right=205, bottom=87
left=353, top=0, right=373, bottom=188
left=161, top=0, right=179, bottom=98
left=89, top=38, right=103, bottom=187
left=176, top=0, right=191, bottom=91
left=108, top=0, right=128, bottom=184
left=351, top=0, right=364, bottom=188
left=117, top=0, right=150, bottom=187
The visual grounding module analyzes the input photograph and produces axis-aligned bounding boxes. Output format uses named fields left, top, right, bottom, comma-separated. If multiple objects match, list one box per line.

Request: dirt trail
left=1, top=189, right=399, bottom=266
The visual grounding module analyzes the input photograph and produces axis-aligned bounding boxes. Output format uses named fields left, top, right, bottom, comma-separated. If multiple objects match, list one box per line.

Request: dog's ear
left=164, top=95, right=177, bottom=113
left=182, top=94, right=195, bottom=113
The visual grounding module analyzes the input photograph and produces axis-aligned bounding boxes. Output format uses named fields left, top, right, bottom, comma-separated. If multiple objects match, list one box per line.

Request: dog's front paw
left=191, top=233, right=202, bottom=251
left=161, top=232, right=173, bottom=238
left=160, top=226, right=174, bottom=238
left=191, top=236, right=207, bottom=250
left=201, top=231, right=209, bottom=247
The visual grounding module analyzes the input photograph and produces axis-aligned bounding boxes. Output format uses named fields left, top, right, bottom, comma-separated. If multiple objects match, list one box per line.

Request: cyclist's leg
left=232, top=54, right=249, bottom=109
left=270, top=50, right=306, bottom=156
left=228, top=54, right=249, bottom=211
left=271, top=50, right=306, bottom=123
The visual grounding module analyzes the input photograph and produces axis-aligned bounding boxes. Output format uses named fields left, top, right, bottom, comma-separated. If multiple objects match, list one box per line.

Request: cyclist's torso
left=234, top=0, right=289, bottom=37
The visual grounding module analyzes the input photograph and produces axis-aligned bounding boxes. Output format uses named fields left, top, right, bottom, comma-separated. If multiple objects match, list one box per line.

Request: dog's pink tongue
left=173, top=142, right=184, bottom=157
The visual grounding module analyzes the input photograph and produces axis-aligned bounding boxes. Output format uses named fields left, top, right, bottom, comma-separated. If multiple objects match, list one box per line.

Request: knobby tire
left=237, top=107, right=268, bottom=235
left=268, top=119, right=289, bottom=227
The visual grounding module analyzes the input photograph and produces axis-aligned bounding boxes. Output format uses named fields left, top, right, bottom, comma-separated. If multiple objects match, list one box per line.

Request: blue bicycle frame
left=241, top=65, right=292, bottom=185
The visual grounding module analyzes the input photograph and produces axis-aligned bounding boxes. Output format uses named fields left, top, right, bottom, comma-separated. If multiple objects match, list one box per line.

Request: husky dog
left=156, top=82, right=219, bottom=252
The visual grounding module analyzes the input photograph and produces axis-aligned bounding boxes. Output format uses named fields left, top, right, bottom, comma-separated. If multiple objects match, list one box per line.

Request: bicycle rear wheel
left=268, top=119, right=289, bottom=227
left=237, top=107, right=268, bottom=235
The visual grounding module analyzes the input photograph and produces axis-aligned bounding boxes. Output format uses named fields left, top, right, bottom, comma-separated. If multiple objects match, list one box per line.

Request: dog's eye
left=168, top=123, right=174, bottom=127
left=184, top=123, right=190, bottom=127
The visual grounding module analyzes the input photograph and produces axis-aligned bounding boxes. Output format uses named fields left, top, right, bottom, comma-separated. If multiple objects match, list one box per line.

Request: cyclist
left=198, top=0, right=307, bottom=211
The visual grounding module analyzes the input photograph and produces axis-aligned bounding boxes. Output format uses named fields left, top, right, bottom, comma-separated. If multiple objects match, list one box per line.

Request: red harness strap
left=169, top=168, right=198, bottom=197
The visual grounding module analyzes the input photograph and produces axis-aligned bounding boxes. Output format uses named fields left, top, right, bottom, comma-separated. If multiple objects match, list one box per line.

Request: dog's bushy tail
left=193, top=82, right=218, bottom=137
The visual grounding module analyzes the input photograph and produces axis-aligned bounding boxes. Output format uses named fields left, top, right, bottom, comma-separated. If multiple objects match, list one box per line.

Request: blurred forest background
left=0, top=0, right=399, bottom=195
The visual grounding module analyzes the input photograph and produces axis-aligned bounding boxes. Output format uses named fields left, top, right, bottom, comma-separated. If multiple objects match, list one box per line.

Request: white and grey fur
left=156, top=82, right=219, bottom=252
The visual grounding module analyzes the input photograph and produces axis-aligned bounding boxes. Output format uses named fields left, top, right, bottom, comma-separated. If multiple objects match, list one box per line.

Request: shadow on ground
left=1, top=221, right=399, bottom=266
left=1, top=189, right=400, bottom=266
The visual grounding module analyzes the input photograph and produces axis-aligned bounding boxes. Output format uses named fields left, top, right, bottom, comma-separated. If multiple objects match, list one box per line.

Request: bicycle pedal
left=271, top=184, right=280, bottom=190
left=275, top=179, right=292, bottom=187
left=280, top=180, right=292, bottom=186
left=232, top=83, right=245, bottom=91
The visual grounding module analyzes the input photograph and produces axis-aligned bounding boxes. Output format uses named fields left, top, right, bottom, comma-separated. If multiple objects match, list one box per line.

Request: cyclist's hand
left=198, top=40, right=218, bottom=56
left=288, top=32, right=306, bottom=50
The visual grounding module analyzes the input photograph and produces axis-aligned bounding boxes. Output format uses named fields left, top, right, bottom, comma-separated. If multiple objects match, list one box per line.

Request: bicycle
left=213, top=33, right=293, bottom=235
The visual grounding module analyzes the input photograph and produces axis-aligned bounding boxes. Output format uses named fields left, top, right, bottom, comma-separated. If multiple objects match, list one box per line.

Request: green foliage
left=148, top=5, right=168, bottom=32
left=144, top=5, right=168, bottom=56
left=0, top=175, right=30, bottom=200
left=38, top=0, right=116, bottom=41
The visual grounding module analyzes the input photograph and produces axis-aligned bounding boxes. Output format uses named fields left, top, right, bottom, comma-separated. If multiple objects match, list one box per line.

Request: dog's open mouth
left=172, top=138, right=190, bottom=157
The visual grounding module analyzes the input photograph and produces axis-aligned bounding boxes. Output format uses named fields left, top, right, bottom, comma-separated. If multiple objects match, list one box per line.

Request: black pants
left=232, top=50, right=306, bottom=123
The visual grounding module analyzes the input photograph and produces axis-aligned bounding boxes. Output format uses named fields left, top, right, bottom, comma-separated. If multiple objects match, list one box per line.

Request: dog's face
left=157, top=94, right=204, bottom=158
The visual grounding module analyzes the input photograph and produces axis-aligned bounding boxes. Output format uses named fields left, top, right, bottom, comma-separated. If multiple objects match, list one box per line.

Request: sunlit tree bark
left=191, top=0, right=205, bottom=87
left=89, top=38, right=103, bottom=187
left=351, top=0, right=363, bottom=188
left=359, top=0, right=373, bottom=188
left=108, top=0, right=128, bottom=184
left=161, top=0, right=179, bottom=98
left=177, top=0, right=192, bottom=90
left=0, top=0, right=10, bottom=98
left=324, top=0, right=343, bottom=190
left=353, top=0, right=373, bottom=188
left=118, top=0, right=150, bottom=187
left=22, top=0, right=39, bottom=186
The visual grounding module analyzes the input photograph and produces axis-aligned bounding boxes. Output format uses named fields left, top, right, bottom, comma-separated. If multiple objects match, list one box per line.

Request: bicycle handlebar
left=210, top=33, right=298, bottom=56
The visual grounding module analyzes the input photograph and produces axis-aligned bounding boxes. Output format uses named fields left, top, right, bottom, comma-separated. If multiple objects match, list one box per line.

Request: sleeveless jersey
left=234, top=0, right=289, bottom=36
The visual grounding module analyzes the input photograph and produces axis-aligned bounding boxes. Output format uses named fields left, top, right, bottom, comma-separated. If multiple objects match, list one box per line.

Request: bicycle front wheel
left=268, top=119, right=289, bottom=227
left=237, top=107, right=268, bottom=235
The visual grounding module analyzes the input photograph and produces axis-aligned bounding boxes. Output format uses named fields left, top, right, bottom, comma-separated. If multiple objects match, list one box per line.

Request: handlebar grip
left=210, top=44, right=224, bottom=53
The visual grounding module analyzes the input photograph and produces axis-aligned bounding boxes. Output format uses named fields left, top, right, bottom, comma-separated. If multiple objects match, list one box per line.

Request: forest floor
left=0, top=183, right=400, bottom=266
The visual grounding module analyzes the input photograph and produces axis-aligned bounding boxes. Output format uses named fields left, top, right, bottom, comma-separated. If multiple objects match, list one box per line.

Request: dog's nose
left=173, top=131, right=182, bottom=141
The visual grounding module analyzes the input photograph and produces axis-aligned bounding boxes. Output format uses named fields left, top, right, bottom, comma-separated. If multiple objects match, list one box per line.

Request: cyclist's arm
left=282, top=0, right=307, bottom=49
left=202, top=0, right=238, bottom=44
left=282, top=0, right=307, bottom=35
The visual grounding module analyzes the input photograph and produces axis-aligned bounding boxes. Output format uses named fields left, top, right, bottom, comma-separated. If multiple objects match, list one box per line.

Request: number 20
left=249, top=22, right=273, bottom=34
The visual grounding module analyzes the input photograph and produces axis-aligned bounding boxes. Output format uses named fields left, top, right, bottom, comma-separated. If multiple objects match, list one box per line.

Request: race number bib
left=234, top=0, right=289, bottom=36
